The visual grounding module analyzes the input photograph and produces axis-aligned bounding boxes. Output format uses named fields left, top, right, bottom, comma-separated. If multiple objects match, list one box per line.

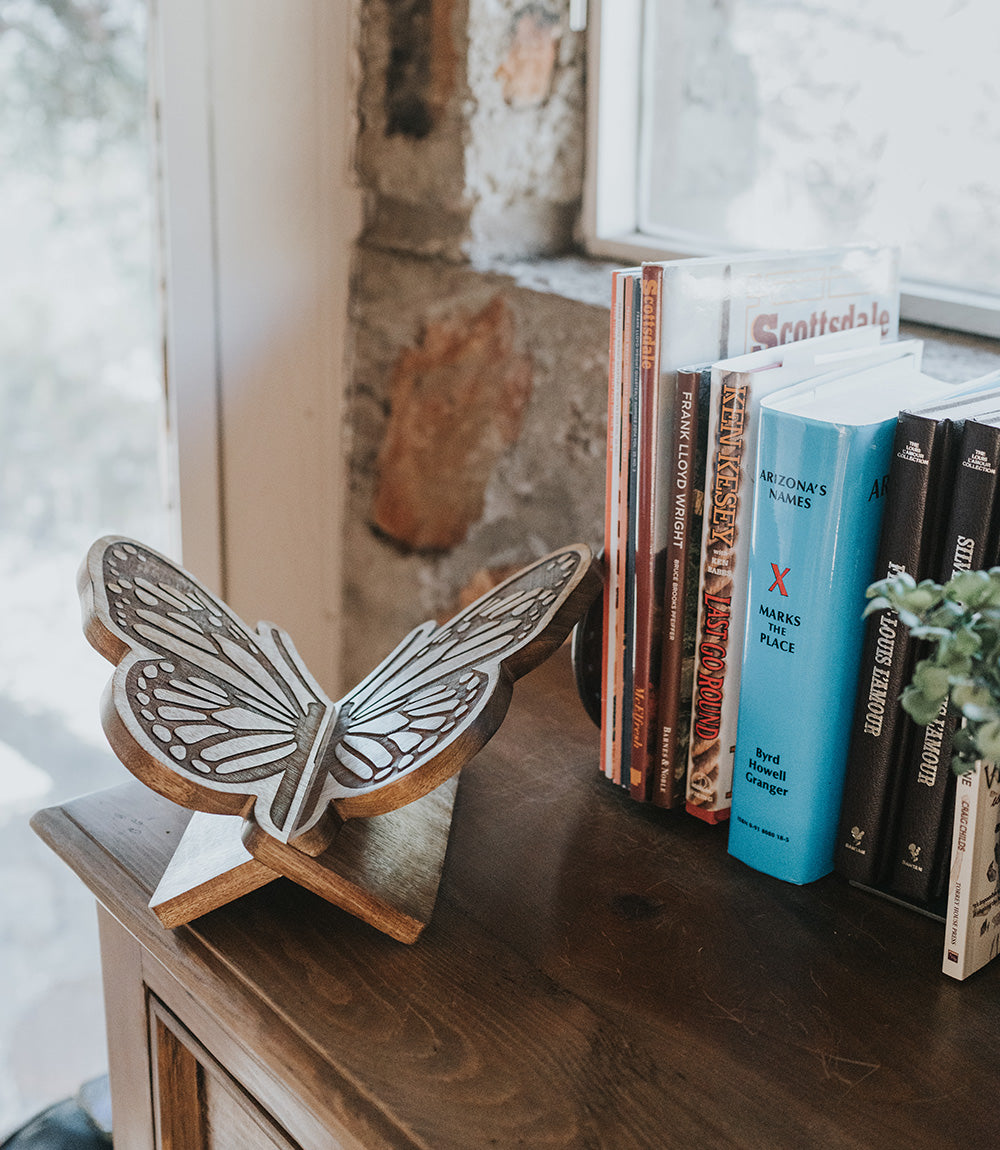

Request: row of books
left=601, top=244, right=900, bottom=815
left=834, top=385, right=1000, bottom=978
left=601, top=244, right=1000, bottom=979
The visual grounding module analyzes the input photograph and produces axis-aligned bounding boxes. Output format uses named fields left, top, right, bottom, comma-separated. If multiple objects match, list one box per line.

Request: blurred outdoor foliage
left=0, top=0, right=166, bottom=551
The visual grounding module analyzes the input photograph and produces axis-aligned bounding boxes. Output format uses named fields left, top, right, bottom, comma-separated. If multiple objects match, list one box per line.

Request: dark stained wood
left=151, top=1001, right=209, bottom=1150
left=151, top=997, right=302, bottom=1150
left=33, top=651, right=1000, bottom=1149
left=244, top=775, right=460, bottom=943
left=150, top=777, right=459, bottom=940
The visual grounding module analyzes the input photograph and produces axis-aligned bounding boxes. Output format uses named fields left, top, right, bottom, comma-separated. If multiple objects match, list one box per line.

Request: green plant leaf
left=933, top=648, right=972, bottom=679
left=926, top=600, right=968, bottom=627
left=947, top=569, right=992, bottom=605
left=950, top=625, right=983, bottom=657
left=901, top=683, right=948, bottom=726
left=908, top=624, right=956, bottom=644
left=868, top=572, right=916, bottom=600
left=911, top=660, right=951, bottom=699
left=898, top=586, right=939, bottom=615
left=862, top=596, right=892, bottom=618
left=951, top=682, right=998, bottom=721
left=952, top=726, right=980, bottom=773
left=974, top=719, right=1000, bottom=762
left=884, top=568, right=1000, bottom=763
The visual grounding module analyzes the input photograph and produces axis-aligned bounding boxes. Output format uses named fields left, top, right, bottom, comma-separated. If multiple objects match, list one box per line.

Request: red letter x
left=769, top=564, right=790, bottom=596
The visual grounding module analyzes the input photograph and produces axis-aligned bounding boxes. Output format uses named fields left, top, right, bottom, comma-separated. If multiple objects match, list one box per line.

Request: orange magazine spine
left=629, top=265, right=663, bottom=801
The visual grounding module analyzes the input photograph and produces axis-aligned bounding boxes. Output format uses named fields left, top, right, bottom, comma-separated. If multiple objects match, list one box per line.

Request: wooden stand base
left=150, top=776, right=460, bottom=943
left=148, top=811, right=274, bottom=928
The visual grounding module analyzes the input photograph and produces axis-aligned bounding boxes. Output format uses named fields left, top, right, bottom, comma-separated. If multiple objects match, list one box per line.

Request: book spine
left=942, top=760, right=1000, bottom=980
left=610, top=274, right=637, bottom=786
left=618, top=274, right=642, bottom=789
left=889, top=713, right=956, bottom=902
left=686, top=369, right=749, bottom=822
left=652, top=366, right=703, bottom=807
left=601, top=271, right=628, bottom=781
left=629, top=265, right=664, bottom=801
left=890, top=418, right=1000, bottom=902
left=834, top=413, right=959, bottom=885
left=727, top=407, right=895, bottom=884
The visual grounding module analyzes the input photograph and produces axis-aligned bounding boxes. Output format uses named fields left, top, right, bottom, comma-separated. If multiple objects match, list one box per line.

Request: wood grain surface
left=33, top=652, right=1000, bottom=1149
left=149, top=811, right=278, bottom=928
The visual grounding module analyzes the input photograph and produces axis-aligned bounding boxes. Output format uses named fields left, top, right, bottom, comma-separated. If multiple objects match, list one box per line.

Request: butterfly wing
left=320, top=544, right=601, bottom=818
left=82, top=538, right=600, bottom=842
left=81, top=536, right=340, bottom=851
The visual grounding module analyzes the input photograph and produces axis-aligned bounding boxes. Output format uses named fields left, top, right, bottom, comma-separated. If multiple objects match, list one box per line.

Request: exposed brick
left=384, top=0, right=458, bottom=138
left=372, top=295, right=533, bottom=551
left=447, top=562, right=523, bottom=618
left=495, top=5, right=560, bottom=108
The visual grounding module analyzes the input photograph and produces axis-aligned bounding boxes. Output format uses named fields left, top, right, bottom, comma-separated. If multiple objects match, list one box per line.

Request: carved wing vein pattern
left=102, top=544, right=325, bottom=798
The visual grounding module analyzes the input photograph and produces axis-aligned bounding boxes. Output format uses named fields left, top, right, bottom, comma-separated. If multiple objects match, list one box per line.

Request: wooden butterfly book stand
left=78, top=537, right=601, bottom=943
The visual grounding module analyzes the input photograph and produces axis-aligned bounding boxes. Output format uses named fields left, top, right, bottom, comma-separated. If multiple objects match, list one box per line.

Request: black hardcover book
left=889, top=412, right=1000, bottom=902
left=652, top=364, right=710, bottom=808
left=835, top=407, right=960, bottom=885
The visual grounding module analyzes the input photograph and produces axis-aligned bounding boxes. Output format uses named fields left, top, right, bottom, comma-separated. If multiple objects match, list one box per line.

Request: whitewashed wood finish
left=151, top=0, right=361, bottom=692
left=149, top=811, right=277, bottom=929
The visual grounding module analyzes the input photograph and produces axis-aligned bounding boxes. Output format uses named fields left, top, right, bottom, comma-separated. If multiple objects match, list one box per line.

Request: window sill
left=901, top=319, right=1000, bottom=384
left=471, top=252, right=1000, bottom=382
left=469, top=251, right=620, bottom=309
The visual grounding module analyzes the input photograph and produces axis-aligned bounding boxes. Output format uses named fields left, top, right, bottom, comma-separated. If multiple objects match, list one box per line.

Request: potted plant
left=865, top=567, right=1000, bottom=771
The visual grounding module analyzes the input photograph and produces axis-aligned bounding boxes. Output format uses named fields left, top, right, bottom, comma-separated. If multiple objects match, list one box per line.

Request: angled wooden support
left=78, top=536, right=602, bottom=941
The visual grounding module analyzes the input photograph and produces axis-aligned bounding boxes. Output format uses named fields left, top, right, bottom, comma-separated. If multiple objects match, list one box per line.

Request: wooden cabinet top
left=33, top=652, right=1000, bottom=1149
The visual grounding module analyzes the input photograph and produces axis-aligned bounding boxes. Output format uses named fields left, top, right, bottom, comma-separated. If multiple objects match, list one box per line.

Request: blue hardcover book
left=728, top=356, right=958, bottom=884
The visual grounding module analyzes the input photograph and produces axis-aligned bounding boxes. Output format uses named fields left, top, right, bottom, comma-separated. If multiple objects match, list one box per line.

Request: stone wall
left=343, top=0, right=609, bottom=686
left=341, top=0, right=1000, bottom=695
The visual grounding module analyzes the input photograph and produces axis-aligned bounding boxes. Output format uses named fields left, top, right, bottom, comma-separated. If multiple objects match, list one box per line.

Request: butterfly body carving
left=81, top=537, right=601, bottom=859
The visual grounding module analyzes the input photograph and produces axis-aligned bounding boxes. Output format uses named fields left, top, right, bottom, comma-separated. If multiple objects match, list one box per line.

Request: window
left=582, top=0, right=1000, bottom=337
left=0, top=0, right=168, bottom=748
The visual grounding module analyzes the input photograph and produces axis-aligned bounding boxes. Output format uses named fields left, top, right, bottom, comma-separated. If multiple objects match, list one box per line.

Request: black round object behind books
left=570, top=563, right=603, bottom=728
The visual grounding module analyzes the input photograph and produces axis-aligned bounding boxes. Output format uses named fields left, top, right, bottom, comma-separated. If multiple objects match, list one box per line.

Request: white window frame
left=152, top=0, right=361, bottom=696
left=580, top=0, right=1000, bottom=340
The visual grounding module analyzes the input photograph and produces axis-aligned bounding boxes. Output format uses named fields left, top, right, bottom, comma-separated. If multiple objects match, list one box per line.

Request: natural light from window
left=638, top=0, right=1000, bottom=299
left=1, top=0, right=167, bottom=1133
left=0, top=0, right=168, bottom=752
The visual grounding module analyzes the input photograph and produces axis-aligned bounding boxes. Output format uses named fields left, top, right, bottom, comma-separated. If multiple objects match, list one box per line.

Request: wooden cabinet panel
left=151, top=1005, right=207, bottom=1150
left=150, top=998, right=301, bottom=1150
left=97, top=907, right=155, bottom=1150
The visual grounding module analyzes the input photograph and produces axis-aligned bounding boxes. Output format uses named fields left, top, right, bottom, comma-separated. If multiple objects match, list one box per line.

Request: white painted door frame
left=151, top=0, right=360, bottom=695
